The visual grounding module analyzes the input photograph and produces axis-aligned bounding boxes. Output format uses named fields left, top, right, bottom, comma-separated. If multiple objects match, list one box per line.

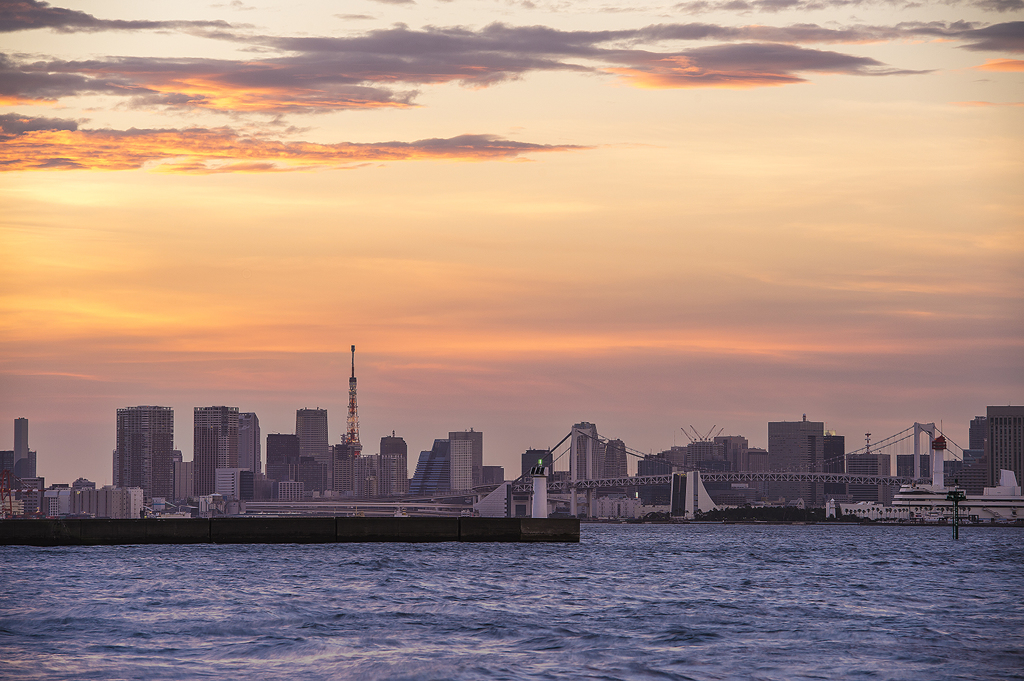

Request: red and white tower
left=346, top=345, right=362, bottom=455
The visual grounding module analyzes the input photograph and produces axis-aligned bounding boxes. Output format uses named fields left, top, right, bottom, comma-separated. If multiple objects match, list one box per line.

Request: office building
left=238, top=412, right=261, bottom=474
left=823, top=432, right=847, bottom=499
left=768, top=416, right=825, bottom=505
left=987, top=406, right=1024, bottom=489
left=0, top=451, right=13, bottom=478
left=193, top=406, right=238, bottom=497
left=354, top=453, right=380, bottom=498
left=71, top=486, right=143, bottom=519
left=295, top=408, right=329, bottom=477
left=482, top=466, right=504, bottom=485
left=266, top=434, right=300, bottom=482
left=215, top=468, right=254, bottom=501
left=173, top=460, right=194, bottom=501
left=715, top=436, right=749, bottom=472
left=969, top=416, right=988, bottom=451
left=379, top=434, right=409, bottom=497
left=409, top=440, right=450, bottom=496
left=638, top=455, right=672, bottom=505
left=114, top=406, right=174, bottom=501
left=332, top=443, right=358, bottom=495
left=449, top=430, right=483, bottom=487
left=449, top=435, right=474, bottom=491
left=12, top=418, right=36, bottom=479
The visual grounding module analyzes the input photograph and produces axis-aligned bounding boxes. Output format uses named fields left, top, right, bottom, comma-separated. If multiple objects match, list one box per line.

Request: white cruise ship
left=891, top=469, right=1024, bottom=523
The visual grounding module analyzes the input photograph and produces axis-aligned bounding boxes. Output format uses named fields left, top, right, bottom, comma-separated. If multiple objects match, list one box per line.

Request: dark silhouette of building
left=823, top=432, right=846, bottom=498
left=266, top=433, right=300, bottom=483
left=638, top=454, right=672, bottom=505
left=380, top=434, right=409, bottom=496
left=296, top=408, right=329, bottom=489
left=482, top=466, right=504, bottom=485
left=768, top=416, right=824, bottom=505
left=409, top=439, right=450, bottom=495
left=603, top=439, right=628, bottom=478
left=193, top=406, right=238, bottom=497
left=238, top=412, right=261, bottom=474
left=114, top=407, right=174, bottom=501
left=987, top=406, right=1024, bottom=489
left=969, top=416, right=988, bottom=451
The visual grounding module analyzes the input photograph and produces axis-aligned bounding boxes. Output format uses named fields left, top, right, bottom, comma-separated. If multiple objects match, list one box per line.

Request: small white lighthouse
left=530, top=463, right=548, bottom=519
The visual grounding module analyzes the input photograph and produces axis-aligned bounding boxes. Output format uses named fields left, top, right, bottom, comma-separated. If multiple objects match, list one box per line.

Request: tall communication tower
left=346, top=345, right=362, bottom=455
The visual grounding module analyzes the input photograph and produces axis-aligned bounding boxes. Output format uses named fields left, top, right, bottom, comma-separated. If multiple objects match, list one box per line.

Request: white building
left=593, top=495, right=643, bottom=519
left=215, top=467, right=245, bottom=500
left=71, top=486, right=143, bottom=519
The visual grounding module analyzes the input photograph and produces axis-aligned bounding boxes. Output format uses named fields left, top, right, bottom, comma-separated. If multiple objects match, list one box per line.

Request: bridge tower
left=913, top=422, right=935, bottom=481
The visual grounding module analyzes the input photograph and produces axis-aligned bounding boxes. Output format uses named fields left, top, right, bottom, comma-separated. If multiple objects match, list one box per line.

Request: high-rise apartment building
left=572, top=422, right=603, bottom=480
left=238, top=412, right=261, bottom=474
left=12, top=418, right=37, bottom=479
left=987, top=406, right=1024, bottom=488
left=296, top=408, right=330, bottom=489
left=114, top=407, right=174, bottom=501
left=768, top=416, right=825, bottom=505
left=379, top=434, right=408, bottom=496
left=449, top=430, right=483, bottom=487
left=193, top=406, right=238, bottom=496
left=603, top=439, right=628, bottom=478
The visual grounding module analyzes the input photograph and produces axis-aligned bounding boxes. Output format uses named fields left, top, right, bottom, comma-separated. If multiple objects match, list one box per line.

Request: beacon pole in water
left=946, top=483, right=966, bottom=540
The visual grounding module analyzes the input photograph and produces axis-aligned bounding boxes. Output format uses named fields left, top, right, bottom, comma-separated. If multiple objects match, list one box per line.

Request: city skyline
left=1, top=0, right=1022, bottom=485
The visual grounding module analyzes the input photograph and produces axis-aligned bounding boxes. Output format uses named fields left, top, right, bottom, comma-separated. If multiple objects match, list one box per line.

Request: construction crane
left=682, top=425, right=724, bottom=442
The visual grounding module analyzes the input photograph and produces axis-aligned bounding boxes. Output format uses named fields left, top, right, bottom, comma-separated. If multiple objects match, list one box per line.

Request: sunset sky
left=1, top=0, right=1021, bottom=485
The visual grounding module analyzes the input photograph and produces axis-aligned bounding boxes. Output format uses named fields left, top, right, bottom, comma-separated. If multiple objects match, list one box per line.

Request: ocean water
left=1, top=524, right=1022, bottom=680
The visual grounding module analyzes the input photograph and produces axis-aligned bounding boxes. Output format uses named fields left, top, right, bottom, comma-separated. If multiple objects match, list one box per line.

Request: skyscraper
left=603, top=439, right=628, bottom=478
left=768, top=416, right=824, bottom=505
left=823, top=432, right=847, bottom=499
left=238, top=412, right=261, bottom=474
left=114, top=407, right=174, bottom=500
left=987, top=406, right=1024, bottom=488
left=266, top=433, right=300, bottom=483
left=449, top=429, right=483, bottom=487
left=572, top=422, right=603, bottom=480
left=379, top=434, right=408, bottom=496
left=193, top=406, right=238, bottom=496
left=449, top=434, right=474, bottom=491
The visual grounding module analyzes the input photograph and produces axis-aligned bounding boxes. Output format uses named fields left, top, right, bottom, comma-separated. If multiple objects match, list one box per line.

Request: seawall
left=0, top=517, right=579, bottom=546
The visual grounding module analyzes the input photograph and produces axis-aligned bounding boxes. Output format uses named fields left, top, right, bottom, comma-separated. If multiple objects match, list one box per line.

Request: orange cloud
left=974, top=59, right=1024, bottom=72
left=0, top=123, right=587, bottom=173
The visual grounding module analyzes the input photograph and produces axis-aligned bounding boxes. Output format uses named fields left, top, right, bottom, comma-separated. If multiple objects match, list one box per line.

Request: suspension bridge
left=510, top=422, right=964, bottom=497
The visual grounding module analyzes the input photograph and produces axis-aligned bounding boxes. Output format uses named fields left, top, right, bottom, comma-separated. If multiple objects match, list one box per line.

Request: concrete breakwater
left=0, top=517, right=579, bottom=546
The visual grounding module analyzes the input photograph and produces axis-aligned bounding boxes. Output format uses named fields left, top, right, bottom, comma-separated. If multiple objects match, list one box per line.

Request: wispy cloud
left=0, top=113, right=588, bottom=172
left=0, top=0, right=236, bottom=33
left=0, top=20, right=944, bottom=113
left=674, top=0, right=1024, bottom=13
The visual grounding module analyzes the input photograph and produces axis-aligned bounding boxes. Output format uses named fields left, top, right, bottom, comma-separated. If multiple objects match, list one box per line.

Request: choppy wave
left=1, top=524, right=1022, bottom=680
